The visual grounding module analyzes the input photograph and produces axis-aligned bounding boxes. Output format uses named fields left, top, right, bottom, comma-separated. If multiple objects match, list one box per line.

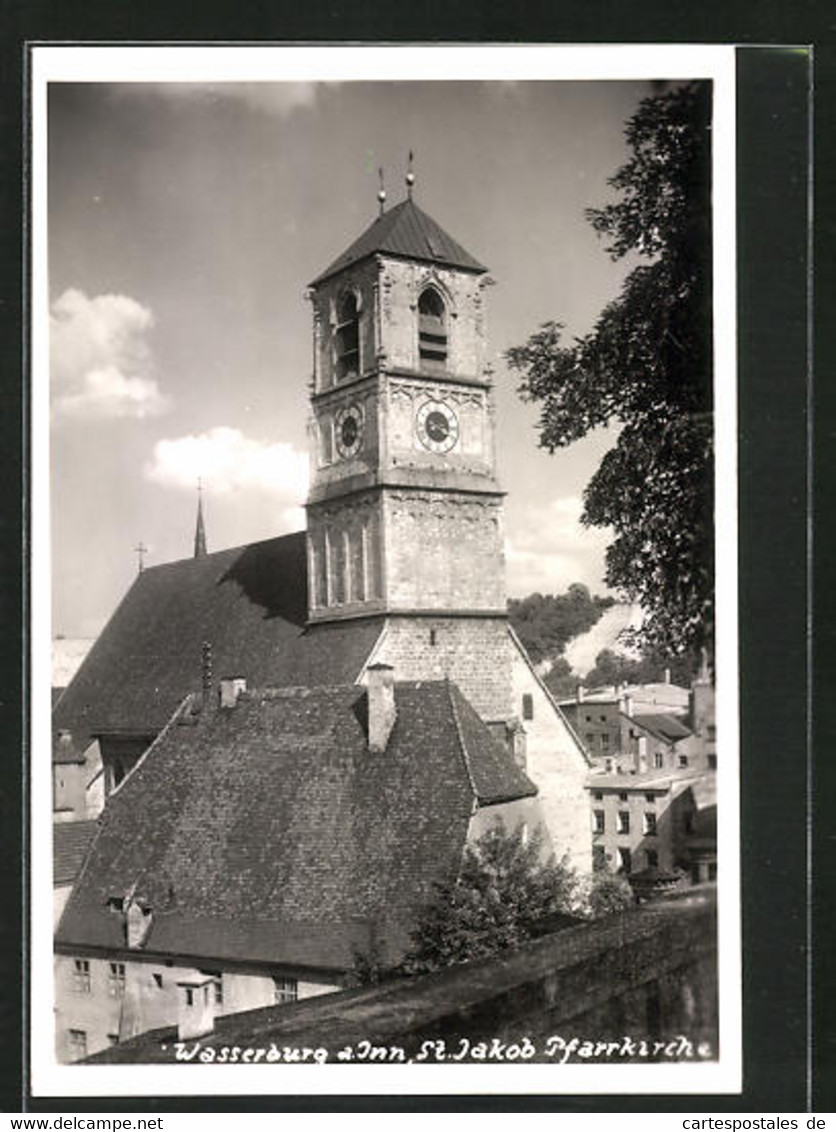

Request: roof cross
left=134, top=541, right=148, bottom=573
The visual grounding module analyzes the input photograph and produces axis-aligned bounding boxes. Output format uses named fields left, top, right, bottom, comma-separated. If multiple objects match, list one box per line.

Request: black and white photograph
left=31, top=44, right=739, bottom=1098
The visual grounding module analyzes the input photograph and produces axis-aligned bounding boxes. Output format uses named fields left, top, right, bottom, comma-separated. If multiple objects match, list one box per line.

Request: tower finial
left=194, top=478, right=207, bottom=559
left=405, top=150, right=415, bottom=200
left=377, top=167, right=386, bottom=216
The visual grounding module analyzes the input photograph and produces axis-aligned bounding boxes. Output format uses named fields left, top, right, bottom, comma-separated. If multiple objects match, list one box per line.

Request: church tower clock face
left=335, top=404, right=363, bottom=459
left=416, top=399, right=459, bottom=454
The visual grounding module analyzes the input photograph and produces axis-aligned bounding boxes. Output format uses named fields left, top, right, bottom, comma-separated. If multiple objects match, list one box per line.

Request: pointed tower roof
left=194, top=490, right=207, bottom=559
left=310, top=198, right=487, bottom=286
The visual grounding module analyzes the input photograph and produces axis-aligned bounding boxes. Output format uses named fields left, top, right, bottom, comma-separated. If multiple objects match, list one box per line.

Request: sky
left=47, top=77, right=653, bottom=638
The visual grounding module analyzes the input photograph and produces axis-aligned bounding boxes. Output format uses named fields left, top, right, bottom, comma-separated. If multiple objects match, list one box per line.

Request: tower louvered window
left=418, top=287, right=447, bottom=373
left=335, top=292, right=360, bottom=382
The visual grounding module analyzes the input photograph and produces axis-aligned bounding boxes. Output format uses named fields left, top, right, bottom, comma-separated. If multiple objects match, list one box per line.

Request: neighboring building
left=587, top=767, right=716, bottom=883
left=54, top=187, right=593, bottom=1060
left=53, top=819, right=98, bottom=926
left=55, top=670, right=541, bottom=1061
left=561, top=670, right=717, bottom=776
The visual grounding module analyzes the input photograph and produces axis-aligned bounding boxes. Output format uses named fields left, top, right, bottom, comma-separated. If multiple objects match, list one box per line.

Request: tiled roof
left=53, top=532, right=382, bottom=754
left=56, top=681, right=536, bottom=971
left=633, top=713, right=692, bottom=742
left=310, top=199, right=487, bottom=285
left=53, top=820, right=98, bottom=886
left=448, top=683, right=535, bottom=804
left=585, top=766, right=706, bottom=791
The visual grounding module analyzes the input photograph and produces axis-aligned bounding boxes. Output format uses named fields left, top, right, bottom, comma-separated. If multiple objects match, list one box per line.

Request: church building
left=53, top=181, right=591, bottom=1062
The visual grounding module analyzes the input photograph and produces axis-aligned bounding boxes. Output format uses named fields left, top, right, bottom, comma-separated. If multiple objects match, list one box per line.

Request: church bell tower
left=304, top=173, right=512, bottom=720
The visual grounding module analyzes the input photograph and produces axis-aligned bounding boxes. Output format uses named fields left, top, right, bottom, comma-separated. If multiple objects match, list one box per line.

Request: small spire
left=194, top=479, right=207, bottom=559
left=134, top=541, right=148, bottom=574
left=377, top=167, right=386, bottom=216
left=405, top=150, right=415, bottom=200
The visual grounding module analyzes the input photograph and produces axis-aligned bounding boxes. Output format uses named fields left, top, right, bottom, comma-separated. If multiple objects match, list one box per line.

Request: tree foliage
left=508, top=584, right=614, bottom=666
left=585, top=870, right=635, bottom=918
left=506, top=83, right=714, bottom=660
left=401, top=824, right=578, bottom=975
left=584, top=645, right=700, bottom=689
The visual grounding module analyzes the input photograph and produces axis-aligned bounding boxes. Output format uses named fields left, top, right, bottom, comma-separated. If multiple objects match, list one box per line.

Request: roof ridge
left=445, top=680, right=479, bottom=804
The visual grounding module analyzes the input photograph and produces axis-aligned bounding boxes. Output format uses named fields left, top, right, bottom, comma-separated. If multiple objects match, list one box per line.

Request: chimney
left=125, top=896, right=152, bottom=949
left=506, top=718, right=527, bottom=771
left=177, top=975, right=216, bottom=1041
left=623, top=693, right=634, bottom=718
left=663, top=667, right=671, bottom=685
left=219, top=677, right=247, bottom=709
left=635, top=735, right=648, bottom=773
left=367, top=663, right=396, bottom=752
left=576, top=683, right=585, bottom=703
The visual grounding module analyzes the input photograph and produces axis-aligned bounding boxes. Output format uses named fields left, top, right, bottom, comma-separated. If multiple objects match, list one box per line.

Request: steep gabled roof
left=53, top=820, right=98, bottom=886
left=53, top=532, right=381, bottom=753
left=56, top=681, right=536, bottom=971
left=310, top=199, right=487, bottom=286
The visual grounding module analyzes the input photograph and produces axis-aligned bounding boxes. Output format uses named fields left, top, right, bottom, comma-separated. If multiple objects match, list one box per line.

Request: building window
left=592, top=809, right=605, bottom=834
left=68, top=1029, right=87, bottom=1059
left=107, top=1034, right=119, bottom=1047
left=678, top=754, right=689, bottom=768
left=617, top=847, right=632, bottom=874
left=274, top=977, right=298, bottom=1005
left=429, top=628, right=437, bottom=646
left=585, top=715, right=592, bottom=723
left=617, top=810, right=630, bottom=835
left=618, top=793, right=628, bottom=803
left=644, top=793, right=656, bottom=804
left=585, top=732, right=595, bottom=749
left=600, top=732, right=610, bottom=751
left=646, top=849, right=659, bottom=869
left=108, top=961, right=125, bottom=997
left=655, top=752, right=664, bottom=769
left=643, top=812, right=658, bottom=836
left=600, top=715, right=607, bottom=722
left=593, top=791, right=603, bottom=801
left=73, top=959, right=91, bottom=993
left=214, top=978, right=223, bottom=1005
left=334, top=291, right=360, bottom=382
left=522, top=693, right=534, bottom=721
left=418, top=287, right=447, bottom=373
left=708, top=754, right=717, bottom=769
left=708, top=862, right=718, bottom=881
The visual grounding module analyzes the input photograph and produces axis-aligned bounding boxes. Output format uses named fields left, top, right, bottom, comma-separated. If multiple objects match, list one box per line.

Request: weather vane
left=406, top=150, right=415, bottom=200
left=134, top=541, right=148, bottom=573
left=377, top=167, right=386, bottom=215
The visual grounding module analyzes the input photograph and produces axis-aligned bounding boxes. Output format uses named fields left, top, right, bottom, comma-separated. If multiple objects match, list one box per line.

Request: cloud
left=144, top=427, right=309, bottom=503
left=504, top=495, right=612, bottom=596
left=51, top=288, right=170, bottom=421
left=125, top=82, right=322, bottom=118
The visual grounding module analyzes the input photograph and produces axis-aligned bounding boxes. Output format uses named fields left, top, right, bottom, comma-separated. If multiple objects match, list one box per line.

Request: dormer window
left=418, top=287, right=447, bottom=373
left=335, top=292, right=360, bottom=382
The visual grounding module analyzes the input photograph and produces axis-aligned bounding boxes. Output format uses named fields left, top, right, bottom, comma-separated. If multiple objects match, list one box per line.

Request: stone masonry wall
left=370, top=615, right=513, bottom=722
left=92, top=888, right=718, bottom=1065
left=509, top=635, right=593, bottom=874
left=383, top=489, right=506, bottom=612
